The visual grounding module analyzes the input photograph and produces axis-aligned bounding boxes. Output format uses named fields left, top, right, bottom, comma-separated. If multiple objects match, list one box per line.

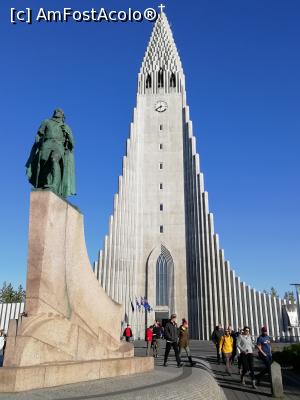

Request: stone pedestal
left=0, top=191, right=153, bottom=392
left=271, top=361, right=284, bottom=398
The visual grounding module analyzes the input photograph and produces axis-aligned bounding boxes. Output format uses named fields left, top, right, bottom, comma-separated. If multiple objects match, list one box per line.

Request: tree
left=0, top=281, right=26, bottom=303
left=270, top=287, right=279, bottom=298
left=0, top=281, right=15, bottom=303
left=284, top=291, right=296, bottom=304
left=263, top=287, right=279, bottom=298
left=14, top=285, right=26, bottom=303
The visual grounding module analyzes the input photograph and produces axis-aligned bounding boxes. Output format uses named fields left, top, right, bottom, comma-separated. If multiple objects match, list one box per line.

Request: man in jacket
left=256, top=326, right=272, bottom=385
left=211, top=324, right=224, bottom=364
left=163, top=314, right=183, bottom=367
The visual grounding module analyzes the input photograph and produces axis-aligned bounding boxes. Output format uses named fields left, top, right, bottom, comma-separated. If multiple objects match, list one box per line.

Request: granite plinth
left=0, top=191, right=153, bottom=391
left=0, top=357, right=153, bottom=392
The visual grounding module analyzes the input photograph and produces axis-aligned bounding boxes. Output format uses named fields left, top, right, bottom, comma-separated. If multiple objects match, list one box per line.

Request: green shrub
left=273, top=344, right=300, bottom=370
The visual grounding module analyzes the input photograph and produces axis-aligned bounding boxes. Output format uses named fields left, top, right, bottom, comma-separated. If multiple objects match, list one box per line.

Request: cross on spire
left=158, top=4, right=165, bottom=14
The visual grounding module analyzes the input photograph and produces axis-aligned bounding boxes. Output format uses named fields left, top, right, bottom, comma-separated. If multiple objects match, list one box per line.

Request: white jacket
left=236, top=334, right=254, bottom=354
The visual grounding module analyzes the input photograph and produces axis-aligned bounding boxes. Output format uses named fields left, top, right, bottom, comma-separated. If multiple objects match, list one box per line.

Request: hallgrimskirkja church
left=94, top=11, right=300, bottom=341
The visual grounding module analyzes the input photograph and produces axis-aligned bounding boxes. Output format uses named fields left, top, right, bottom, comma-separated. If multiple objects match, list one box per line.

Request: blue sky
left=0, top=0, right=299, bottom=297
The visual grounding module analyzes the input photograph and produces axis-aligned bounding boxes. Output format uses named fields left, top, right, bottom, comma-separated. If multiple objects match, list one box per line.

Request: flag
left=130, top=300, right=135, bottom=312
left=135, top=297, right=141, bottom=311
left=143, top=298, right=151, bottom=312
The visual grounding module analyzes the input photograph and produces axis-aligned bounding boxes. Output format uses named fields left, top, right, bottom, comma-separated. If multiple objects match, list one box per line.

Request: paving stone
left=0, top=341, right=299, bottom=400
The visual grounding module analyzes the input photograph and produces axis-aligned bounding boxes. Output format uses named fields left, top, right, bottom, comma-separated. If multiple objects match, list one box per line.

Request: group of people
left=145, top=320, right=163, bottom=357
left=123, top=316, right=272, bottom=383
left=212, top=324, right=272, bottom=388
left=161, top=314, right=196, bottom=367
left=123, top=314, right=196, bottom=367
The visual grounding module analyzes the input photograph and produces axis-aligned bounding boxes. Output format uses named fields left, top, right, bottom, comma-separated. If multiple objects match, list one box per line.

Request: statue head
left=52, top=108, right=65, bottom=121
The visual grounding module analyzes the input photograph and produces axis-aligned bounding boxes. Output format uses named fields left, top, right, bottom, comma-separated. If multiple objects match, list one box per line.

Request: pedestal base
left=1, top=192, right=154, bottom=392
left=0, top=356, right=153, bottom=392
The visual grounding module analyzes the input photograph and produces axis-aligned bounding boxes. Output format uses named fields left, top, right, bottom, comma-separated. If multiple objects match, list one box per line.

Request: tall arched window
left=170, top=72, right=176, bottom=88
left=158, top=68, right=164, bottom=88
left=156, top=254, right=168, bottom=305
left=146, top=74, right=152, bottom=88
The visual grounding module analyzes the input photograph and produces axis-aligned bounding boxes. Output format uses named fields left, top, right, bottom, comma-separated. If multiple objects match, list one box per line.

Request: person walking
left=123, top=324, right=133, bottom=342
left=255, top=326, right=272, bottom=385
left=152, top=321, right=162, bottom=358
left=145, top=325, right=153, bottom=356
left=179, top=319, right=196, bottom=366
left=237, top=326, right=256, bottom=388
left=163, top=314, right=183, bottom=367
left=0, top=330, right=5, bottom=367
left=211, top=324, right=224, bottom=364
left=219, top=327, right=234, bottom=375
left=236, top=328, right=244, bottom=374
left=230, top=327, right=238, bottom=364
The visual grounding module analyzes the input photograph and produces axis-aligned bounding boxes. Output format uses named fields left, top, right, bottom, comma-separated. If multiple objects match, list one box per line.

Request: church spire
left=138, top=11, right=185, bottom=94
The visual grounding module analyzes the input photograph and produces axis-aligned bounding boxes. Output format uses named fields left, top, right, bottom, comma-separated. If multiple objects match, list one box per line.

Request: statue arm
left=35, top=121, right=47, bottom=144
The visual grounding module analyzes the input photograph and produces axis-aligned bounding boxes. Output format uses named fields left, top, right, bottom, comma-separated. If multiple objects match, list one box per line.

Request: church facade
left=94, top=12, right=300, bottom=341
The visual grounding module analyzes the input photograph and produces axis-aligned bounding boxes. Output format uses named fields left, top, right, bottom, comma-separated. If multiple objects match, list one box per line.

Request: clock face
left=155, top=101, right=168, bottom=112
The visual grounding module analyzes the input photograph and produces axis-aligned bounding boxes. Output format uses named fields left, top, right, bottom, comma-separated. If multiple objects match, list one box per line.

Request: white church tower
left=95, top=11, right=300, bottom=341
left=96, top=11, right=188, bottom=334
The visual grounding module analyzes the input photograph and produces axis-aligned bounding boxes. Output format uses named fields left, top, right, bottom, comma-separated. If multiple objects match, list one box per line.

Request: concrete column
left=272, top=296, right=280, bottom=340
left=261, top=292, right=268, bottom=328
left=230, top=270, right=238, bottom=330
left=246, top=286, right=254, bottom=333
left=219, top=249, right=228, bottom=328
left=196, top=173, right=205, bottom=339
left=241, top=282, right=248, bottom=326
left=267, top=295, right=275, bottom=338
left=208, top=213, right=218, bottom=328
left=202, top=192, right=214, bottom=338
left=236, top=276, right=243, bottom=329
left=251, top=288, right=259, bottom=336
left=224, top=261, right=233, bottom=328
left=214, top=234, right=224, bottom=328
left=256, top=291, right=263, bottom=329
left=103, top=235, right=109, bottom=292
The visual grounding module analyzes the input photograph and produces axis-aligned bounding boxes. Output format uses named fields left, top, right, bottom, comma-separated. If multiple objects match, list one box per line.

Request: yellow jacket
left=219, top=335, right=233, bottom=353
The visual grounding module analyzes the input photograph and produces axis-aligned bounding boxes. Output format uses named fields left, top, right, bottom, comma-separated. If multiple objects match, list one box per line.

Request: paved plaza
left=0, top=340, right=299, bottom=400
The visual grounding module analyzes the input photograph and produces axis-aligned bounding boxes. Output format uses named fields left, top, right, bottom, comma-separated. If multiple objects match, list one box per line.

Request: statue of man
left=26, top=109, right=76, bottom=198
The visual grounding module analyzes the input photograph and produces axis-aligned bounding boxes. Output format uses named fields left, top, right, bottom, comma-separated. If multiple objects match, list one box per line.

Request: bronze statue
left=26, top=109, right=76, bottom=198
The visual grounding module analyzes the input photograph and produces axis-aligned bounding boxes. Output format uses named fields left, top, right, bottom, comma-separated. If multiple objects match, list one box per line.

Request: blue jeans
left=256, top=353, right=272, bottom=380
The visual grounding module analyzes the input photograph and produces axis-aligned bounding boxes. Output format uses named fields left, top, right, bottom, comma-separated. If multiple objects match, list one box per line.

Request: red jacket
left=145, top=328, right=153, bottom=342
left=123, top=327, right=132, bottom=338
